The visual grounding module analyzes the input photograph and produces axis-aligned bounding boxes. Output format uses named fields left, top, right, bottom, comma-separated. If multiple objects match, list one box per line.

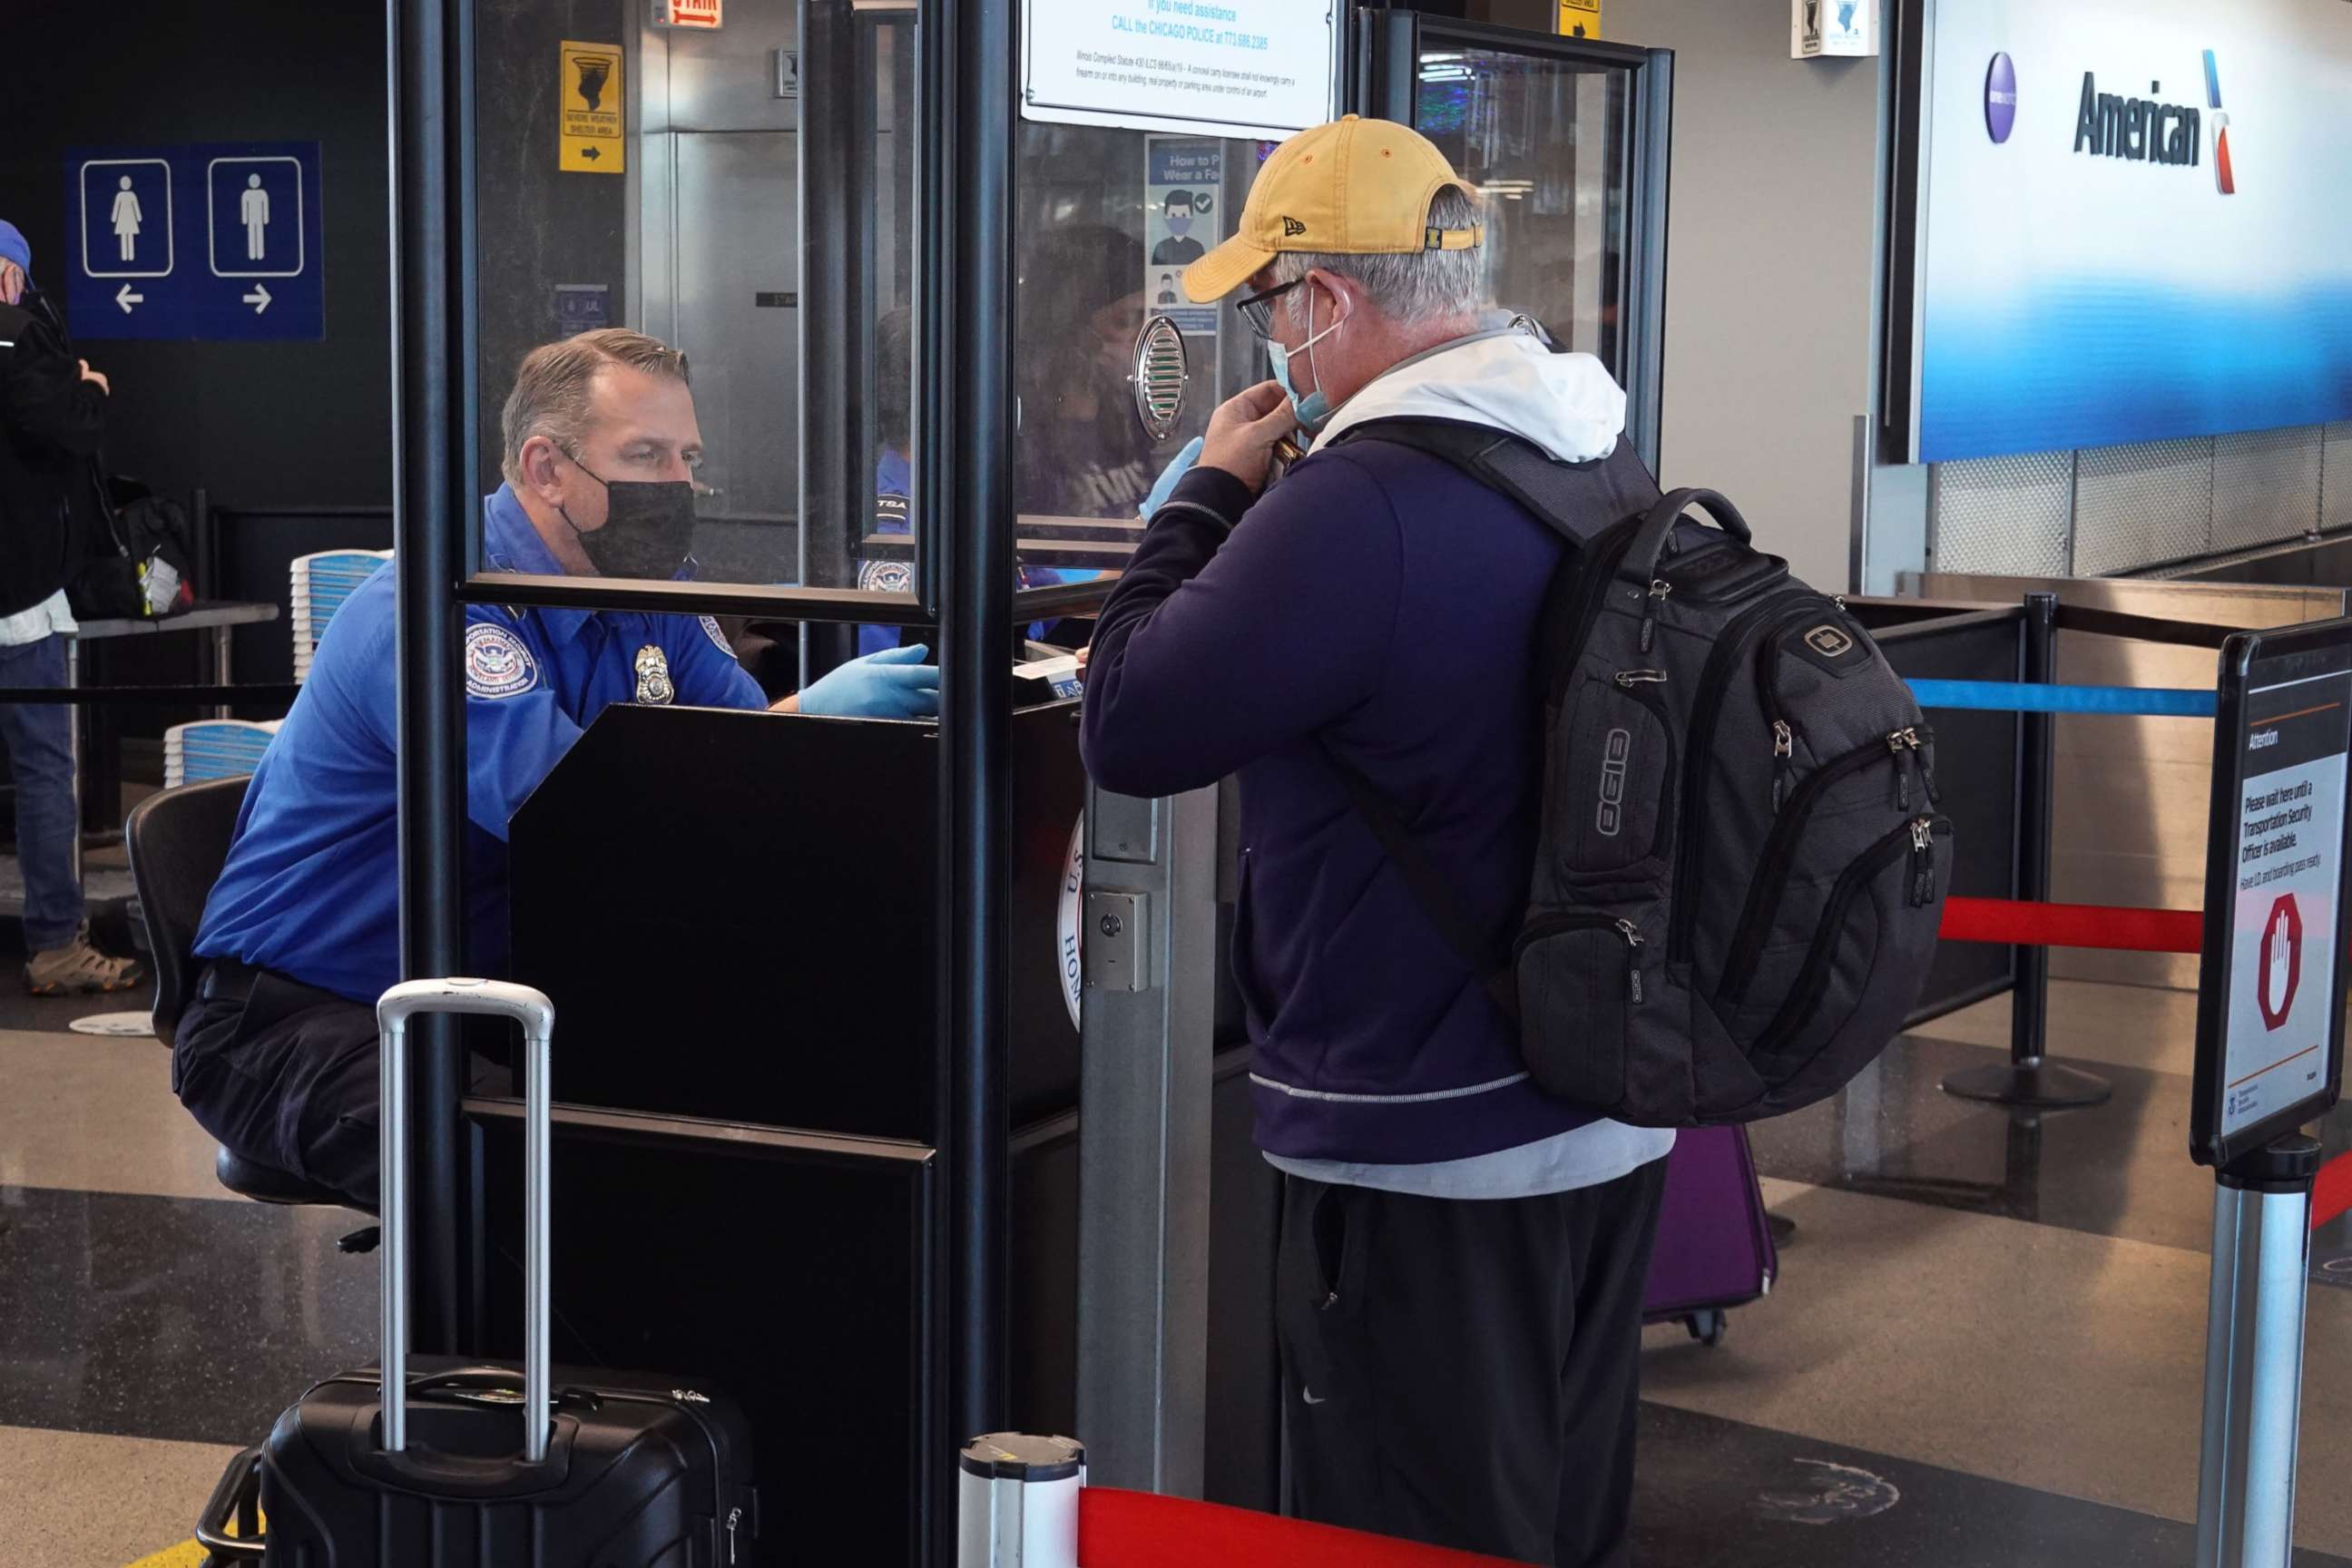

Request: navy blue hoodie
left=1083, top=332, right=1649, bottom=1167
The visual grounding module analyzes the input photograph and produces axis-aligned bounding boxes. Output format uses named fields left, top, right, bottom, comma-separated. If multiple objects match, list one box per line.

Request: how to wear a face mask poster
left=1145, top=137, right=1220, bottom=338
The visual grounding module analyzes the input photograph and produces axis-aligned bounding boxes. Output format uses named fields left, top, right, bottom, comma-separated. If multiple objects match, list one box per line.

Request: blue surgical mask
left=1269, top=288, right=1343, bottom=436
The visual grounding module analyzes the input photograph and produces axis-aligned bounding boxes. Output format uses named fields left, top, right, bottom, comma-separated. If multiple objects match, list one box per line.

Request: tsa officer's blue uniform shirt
left=858, top=446, right=1073, bottom=657
left=194, top=485, right=769, bottom=1003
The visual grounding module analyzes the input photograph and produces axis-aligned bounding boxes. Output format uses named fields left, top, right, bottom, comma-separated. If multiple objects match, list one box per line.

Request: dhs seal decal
left=700, top=615, right=734, bottom=657
left=464, top=623, right=538, bottom=700
left=634, top=644, right=676, bottom=706
left=1056, top=814, right=1083, bottom=1031
left=858, top=558, right=914, bottom=595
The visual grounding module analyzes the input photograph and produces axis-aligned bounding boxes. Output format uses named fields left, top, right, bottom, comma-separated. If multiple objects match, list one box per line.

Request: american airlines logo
left=2066, top=48, right=2237, bottom=193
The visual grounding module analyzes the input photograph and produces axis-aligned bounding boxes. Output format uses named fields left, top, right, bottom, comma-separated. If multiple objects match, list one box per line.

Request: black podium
left=476, top=700, right=1087, bottom=1563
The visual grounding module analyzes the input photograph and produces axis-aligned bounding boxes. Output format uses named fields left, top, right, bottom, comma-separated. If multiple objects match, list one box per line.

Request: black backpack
left=1325, top=420, right=1948, bottom=1126
left=67, top=476, right=196, bottom=621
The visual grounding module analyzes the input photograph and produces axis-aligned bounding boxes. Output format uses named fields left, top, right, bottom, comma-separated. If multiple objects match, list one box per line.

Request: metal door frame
left=1352, top=8, right=1672, bottom=472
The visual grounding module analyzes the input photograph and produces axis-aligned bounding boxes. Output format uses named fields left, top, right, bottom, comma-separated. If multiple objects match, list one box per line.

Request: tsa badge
left=634, top=644, right=675, bottom=706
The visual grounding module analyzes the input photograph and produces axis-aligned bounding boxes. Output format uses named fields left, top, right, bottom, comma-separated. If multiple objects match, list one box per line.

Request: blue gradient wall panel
left=1916, top=1, right=2352, bottom=464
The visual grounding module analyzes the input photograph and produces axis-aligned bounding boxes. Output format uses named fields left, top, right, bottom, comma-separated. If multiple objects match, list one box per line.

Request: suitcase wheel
left=1683, top=1309, right=1728, bottom=1348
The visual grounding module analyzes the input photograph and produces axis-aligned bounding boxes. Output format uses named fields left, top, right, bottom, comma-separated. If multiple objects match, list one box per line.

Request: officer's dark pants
left=1277, top=1156, right=1670, bottom=1568
left=173, top=961, right=387, bottom=1210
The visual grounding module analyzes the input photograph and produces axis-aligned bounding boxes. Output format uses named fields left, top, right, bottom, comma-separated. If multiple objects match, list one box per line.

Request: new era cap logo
left=1281, top=216, right=1307, bottom=238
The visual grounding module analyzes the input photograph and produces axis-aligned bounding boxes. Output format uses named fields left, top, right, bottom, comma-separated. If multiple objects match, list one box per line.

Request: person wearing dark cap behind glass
left=0, top=219, right=144, bottom=995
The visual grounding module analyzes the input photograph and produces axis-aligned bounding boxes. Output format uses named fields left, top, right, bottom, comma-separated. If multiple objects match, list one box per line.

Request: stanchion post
left=958, top=1436, right=1084, bottom=1568
left=2196, top=1133, right=2319, bottom=1568
left=1944, top=591, right=2114, bottom=1109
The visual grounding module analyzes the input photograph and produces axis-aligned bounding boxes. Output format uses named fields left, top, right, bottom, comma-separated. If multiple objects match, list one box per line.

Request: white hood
left=1312, top=330, right=1628, bottom=465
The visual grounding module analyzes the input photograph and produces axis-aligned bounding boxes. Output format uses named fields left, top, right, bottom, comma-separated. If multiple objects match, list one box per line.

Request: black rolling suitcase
left=195, top=979, right=760, bottom=1566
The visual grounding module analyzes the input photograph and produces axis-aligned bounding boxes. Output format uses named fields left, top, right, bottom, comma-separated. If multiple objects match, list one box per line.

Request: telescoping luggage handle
left=378, top=977, right=557, bottom=1462
left=1618, top=486, right=1753, bottom=584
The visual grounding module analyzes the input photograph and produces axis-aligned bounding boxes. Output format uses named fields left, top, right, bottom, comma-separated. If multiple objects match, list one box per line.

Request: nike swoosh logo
left=1301, top=1388, right=1328, bottom=1406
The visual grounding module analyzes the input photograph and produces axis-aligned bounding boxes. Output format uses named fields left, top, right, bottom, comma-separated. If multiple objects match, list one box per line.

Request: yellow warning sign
left=1557, top=0, right=1602, bottom=39
left=559, top=41, right=624, bottom=175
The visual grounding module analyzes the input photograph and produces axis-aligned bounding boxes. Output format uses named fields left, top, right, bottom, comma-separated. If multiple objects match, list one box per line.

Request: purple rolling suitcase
left=1643, top=1125, right=1778, bottom=1347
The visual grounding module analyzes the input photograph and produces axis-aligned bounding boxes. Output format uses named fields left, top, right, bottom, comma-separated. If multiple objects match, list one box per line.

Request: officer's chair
left=125, top=776, right=366, bottom=1214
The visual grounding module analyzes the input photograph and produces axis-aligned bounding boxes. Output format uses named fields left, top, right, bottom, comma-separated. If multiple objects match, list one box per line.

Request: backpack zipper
left=1640, top=580, right=1671, bottom=653
left=1514, top=912, right=1644, bottom=1004
left=1749, top=596, right=1844, bottom=777
left=1749, top=816, right=1946, bottom=1059
left=1667, top=589, right=1818, bottom=963
left=1717, top=739, right=1904, bottom=1003
left=1910, top=816, right=1939, bottom=905
left=1885, top=726, right=1941, bottom=811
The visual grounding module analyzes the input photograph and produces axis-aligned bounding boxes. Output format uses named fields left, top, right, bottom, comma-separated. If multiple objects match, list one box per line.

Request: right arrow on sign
left=114, top=284, right=143, bottom=313
left=242, top=284, right=272, bottom=314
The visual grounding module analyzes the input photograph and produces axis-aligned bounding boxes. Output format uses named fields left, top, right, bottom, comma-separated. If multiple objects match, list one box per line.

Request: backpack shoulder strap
left=1308, top=419, right=1666, bottom=1018
left=1328, top=416, right=1663, bottom=551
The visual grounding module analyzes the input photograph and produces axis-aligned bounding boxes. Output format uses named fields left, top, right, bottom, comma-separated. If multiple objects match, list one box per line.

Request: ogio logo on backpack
left=1596, top=727, right=1632, bottom=837
left=1805, top=624, right=1856, bottom=658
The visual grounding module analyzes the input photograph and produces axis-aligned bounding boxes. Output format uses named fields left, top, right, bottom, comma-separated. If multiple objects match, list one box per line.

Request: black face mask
left=557, top=456, right=698, bottom=580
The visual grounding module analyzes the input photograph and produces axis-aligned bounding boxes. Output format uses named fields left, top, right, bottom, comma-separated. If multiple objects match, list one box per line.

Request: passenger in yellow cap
left=1083, top=116, right=1665, bottom=1568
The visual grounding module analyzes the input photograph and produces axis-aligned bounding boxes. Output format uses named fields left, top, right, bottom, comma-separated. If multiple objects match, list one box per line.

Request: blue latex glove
left=799, top=643, right=940, bottom=719
left=1138, top=436, right=1205, bottom=520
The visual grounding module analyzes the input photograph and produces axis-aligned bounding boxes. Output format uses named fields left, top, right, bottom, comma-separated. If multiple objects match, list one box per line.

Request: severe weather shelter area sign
left=64, top=142, right=324, bottom=342
left=1022, top=0, right=1335, bottom=142
left=2194, top=624, right=2352, bottom=1164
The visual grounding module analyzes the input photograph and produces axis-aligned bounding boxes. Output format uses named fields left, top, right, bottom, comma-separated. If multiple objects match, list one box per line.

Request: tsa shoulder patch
left=465, top=622, right=540, bottom=700
left=700, top=614, right=733, bottom=656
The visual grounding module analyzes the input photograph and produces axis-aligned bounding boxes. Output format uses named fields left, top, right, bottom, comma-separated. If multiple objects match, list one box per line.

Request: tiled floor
left=3, top=970, right=2347, bottom=1564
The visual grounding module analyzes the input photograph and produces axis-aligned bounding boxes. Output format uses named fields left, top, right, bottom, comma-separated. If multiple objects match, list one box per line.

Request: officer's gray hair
left=1271, top=186, right=1487, bottom=328
left=501, top=328, right=691, bottom=486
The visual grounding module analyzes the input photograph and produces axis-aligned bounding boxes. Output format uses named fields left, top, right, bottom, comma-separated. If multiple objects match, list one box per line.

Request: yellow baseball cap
left=1181, top=115, right=1483, bottom=306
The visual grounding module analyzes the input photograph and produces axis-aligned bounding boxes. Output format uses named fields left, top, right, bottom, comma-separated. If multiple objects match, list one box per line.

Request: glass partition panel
left=470, top=0, right=918, bottom=613
left=1415, top=41, right=1632, bottom=376
left=1010, top=123, right=1275, bottom=616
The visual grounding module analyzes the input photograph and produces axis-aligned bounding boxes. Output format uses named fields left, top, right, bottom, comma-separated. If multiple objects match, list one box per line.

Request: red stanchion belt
left=1936, top=897, right=2352, bottom=1233
left=1080, top=1488, right=1527, bottom=1568
left=1937, top=897, right=2204, bottom=954
left=2314, top=1156, right=2352, bottom=1232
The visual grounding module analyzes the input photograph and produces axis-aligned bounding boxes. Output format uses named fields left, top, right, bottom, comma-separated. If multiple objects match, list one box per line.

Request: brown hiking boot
left=25, top=925, right=145, bottom=996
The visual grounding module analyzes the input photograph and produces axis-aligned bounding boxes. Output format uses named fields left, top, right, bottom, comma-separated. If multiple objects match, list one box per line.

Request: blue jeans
left=0, top=634, right=84, bottom=951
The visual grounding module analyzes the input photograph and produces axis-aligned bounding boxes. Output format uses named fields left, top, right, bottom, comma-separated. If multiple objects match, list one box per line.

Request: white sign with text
left=1022, top=0, right=1335, bottom=141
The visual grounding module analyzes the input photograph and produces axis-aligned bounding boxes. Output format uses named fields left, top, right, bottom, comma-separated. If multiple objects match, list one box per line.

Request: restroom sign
left=64, top=142, right=325, bottom=342
left=559, top=41, right=625, bottom=174
left=2193, top=619, right=2352, bottom=1165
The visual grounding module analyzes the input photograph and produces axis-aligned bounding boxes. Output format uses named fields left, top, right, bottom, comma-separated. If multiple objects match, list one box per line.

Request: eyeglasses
left=1234, top=278, right=1304, bottom=340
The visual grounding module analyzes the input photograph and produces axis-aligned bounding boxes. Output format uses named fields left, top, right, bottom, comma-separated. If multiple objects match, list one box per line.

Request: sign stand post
left=2189, top=618, right=2352, bottom=1567
left=2195, top=1134, right=2318, bottom=1568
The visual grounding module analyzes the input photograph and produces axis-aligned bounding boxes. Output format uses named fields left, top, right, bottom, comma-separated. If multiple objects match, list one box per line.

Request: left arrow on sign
left=114, top=284, right=143, bottom=313
left=242, top=284, right=272, bottom=315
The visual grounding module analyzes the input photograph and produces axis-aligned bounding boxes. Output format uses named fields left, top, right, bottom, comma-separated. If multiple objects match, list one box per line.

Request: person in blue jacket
left=1081, top=120, right=1670, bottom=1567
left=174, top=328, right=936, bottom=1207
